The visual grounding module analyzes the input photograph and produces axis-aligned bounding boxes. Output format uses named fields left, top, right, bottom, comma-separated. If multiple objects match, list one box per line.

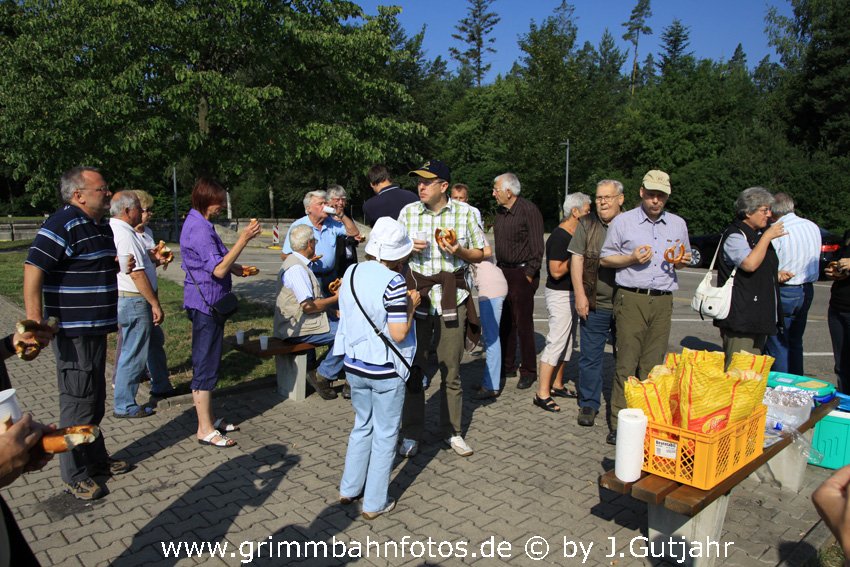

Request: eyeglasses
left=80, top=185, right=109, bottom=194
left=141, top=208, right=151, bottom=213
left=755, top=207, right=771, bottom=215
left=418, top=179, right=442, bottom=187
left=595, top=195, right=618, bottom=203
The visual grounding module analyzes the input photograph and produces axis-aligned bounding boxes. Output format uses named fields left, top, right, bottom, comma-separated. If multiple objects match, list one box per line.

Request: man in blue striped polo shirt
left=24, top=167, right=130, bottom=501
left=765, top=192, right=822, bottom=375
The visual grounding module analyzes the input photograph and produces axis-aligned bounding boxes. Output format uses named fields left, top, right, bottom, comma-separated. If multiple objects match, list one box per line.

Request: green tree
left=622, top=0, right=653, bottom=95
left=659, top=19, right=693, bottom=76
left=449, top=0, right=502, bottom=87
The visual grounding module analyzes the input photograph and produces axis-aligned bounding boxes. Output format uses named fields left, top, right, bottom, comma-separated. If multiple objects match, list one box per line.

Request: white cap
left=365, top=218, right=414, bottom=262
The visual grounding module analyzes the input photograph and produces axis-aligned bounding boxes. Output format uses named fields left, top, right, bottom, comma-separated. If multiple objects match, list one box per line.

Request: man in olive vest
left=274, top=224, right=344, bottom=400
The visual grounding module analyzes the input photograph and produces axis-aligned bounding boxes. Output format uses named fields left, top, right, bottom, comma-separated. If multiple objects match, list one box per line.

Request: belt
left=118, top=291, right=142, bottom=297
left=497, top=262, right=527, bottom=269
left=618, top=286, right=672, bottom=296
left=781, top=282, right=812, bottom=287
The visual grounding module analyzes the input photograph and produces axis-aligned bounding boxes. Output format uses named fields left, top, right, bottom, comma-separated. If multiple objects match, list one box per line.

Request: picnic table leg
left=764, top=429, right=813, bottom=493
left=646, top=494, right=729, bottom=567
left=275, top=353, right=307, bottom=401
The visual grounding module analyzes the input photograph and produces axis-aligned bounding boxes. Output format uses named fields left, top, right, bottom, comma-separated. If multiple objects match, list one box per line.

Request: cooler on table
left=810, top=393, right=850, bottom=469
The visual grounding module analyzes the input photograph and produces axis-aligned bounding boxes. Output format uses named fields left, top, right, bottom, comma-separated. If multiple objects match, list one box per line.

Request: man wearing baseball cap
left=599, top=170, right=691, bottom=445
left=396, top=159, right=486, bottom=458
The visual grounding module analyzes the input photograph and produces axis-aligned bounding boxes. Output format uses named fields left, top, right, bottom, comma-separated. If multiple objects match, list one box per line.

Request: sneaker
left=446, top=435, right=473, bottom=457
left=90, top=457, right=132, bottom=477
left=606, top=430, right=617, bottom=446
left=307, top=371, right=338, bottom=400
left=362, top=498, right=396, bottom=520
left=577, top=406, right=597, bottom=427
left=64, top=478, right=104, bottom=501
left=342, top=381, right=351, bottom=400
left=398, top=438, right=418, bottom=458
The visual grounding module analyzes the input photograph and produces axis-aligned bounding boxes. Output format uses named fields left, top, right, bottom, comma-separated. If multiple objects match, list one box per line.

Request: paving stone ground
left=0, top=287, right=837, bottom=567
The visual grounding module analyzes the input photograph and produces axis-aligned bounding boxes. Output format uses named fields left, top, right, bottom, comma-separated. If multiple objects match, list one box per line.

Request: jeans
left=339, top=373, right=405, bottom=513
left=114, top=297, right=169, bottom=414
left=577, top=309, right=614, bottom=412
left=828, top=307, right=850, bottom=394
left=765, top=283, right=814, bottom=375
left=292, top=318, right=344, bottom=380
left=478, top=296, right=504, bottom=392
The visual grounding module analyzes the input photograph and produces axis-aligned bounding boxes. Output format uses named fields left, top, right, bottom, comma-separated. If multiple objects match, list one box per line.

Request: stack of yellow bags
left=625, top=348, right=773, bottom=434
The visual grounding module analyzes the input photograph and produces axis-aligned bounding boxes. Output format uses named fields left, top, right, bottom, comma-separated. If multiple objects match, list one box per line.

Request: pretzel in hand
left=153, top=240, right=174, bottom=268
left=328, top=278, right=342, bottom=294
left=41, top=425, right=100, bottom=454
left=309, top=254, right=323, bottom=263
left=241, top=265, right=260, bottom=277
left=434, top=228, right=458, bottom=248
left=664, top=242, right=686, bottom=264
left=14, top=317, right=59, bottom=361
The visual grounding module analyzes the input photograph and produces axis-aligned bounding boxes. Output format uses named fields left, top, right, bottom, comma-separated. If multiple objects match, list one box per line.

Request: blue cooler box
left=811, top=408, right=850, bottom=469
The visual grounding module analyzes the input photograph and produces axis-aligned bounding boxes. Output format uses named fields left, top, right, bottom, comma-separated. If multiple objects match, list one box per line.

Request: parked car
left=688, top=228, right=842, bottom=279
left=687, top=233, right=722, bottom=269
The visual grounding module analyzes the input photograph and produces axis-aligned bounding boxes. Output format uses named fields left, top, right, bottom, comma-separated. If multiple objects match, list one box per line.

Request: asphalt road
left=160, top=244, right=841, bottom=386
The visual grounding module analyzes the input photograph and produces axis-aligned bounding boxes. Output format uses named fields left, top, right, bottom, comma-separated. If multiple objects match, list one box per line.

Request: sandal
left=213, top=418, right=240, bottom=432
left=198, top=430, right=237, bottom=448
left=551, top=387, right=578, bottom=399
left=533, top=395, right=560, bottom=413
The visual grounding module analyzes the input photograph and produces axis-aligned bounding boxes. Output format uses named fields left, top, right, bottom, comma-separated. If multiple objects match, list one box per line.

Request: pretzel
left=434, top=228, right=457, bottom=247
left=14, top=317, right=59, bottom=361
left=328, top=278, right=342, bottom=293
left=309, top=255, right=323, bottom=263
left=664, top=243, right=686, bottom=264
left=41, top=425, right=100, bottom=454
left=242, top=265, right=260, bottom=277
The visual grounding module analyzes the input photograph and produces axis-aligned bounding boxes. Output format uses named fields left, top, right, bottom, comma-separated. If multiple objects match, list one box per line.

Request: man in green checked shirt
left=397, top=160, right=486, bottom=458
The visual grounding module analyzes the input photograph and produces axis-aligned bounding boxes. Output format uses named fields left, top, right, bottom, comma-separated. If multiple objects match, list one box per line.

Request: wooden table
left=231, top=338, right=318, bottom=401
left=598, top=399, right=838, bottom=566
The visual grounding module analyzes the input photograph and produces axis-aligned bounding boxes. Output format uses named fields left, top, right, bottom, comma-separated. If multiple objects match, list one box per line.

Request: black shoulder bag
left=186, top=268, right=239, bottom=326
left=349, top=264, right=422, bottom=392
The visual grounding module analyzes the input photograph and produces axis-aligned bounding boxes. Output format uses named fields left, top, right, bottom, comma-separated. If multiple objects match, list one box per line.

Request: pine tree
left=622, top=0, right=652, bottom=95
left=449, top=0, right=501, bottom=87
left=659, top=18, right=693, bottom=76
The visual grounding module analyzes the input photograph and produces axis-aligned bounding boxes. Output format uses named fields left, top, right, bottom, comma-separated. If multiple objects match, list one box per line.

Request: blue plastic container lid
left=767, top=371, right=836, bottom=398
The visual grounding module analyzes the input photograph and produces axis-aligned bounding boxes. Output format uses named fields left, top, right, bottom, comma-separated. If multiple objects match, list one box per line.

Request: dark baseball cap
left=408, top=159, right=451, bottom=184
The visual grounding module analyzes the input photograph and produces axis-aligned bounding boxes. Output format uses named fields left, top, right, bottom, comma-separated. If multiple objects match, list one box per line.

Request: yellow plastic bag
left=727, top=369, right=768, bottom=423
left=728, top=351, right=775, bottom=377
left=678, top=359, right=735, bottom=434
left=625, top=369, right=674, bottom=425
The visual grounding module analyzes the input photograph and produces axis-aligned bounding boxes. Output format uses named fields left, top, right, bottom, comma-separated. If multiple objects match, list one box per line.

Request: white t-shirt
left=110, top=218, right=157, bottom=293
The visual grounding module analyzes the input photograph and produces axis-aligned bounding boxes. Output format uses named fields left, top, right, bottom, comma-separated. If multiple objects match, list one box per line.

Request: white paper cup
left=0, top=389, right=23, bottom=430
left=259, top=335, right=269, bottom=350
left=236, top=330, right=245, bottom=345
left=322, top=205, right=337, bottom=215
left=118, top=254, right=135, bottom=274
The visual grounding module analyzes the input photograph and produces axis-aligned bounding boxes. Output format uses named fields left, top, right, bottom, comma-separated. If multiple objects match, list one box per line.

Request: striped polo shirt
left=26, top=205, right=119, bottom=336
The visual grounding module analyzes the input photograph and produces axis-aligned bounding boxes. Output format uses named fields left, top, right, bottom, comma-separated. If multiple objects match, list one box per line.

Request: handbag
left=186, top=268, right=239, bottom=325
left=349, top=265, right=422, bottom=392
left=691, top=237, right=735, bottom=321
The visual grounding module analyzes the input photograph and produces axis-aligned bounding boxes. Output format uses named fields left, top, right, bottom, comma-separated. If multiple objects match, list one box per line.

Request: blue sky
left=356, top=0, right=794, bottom=82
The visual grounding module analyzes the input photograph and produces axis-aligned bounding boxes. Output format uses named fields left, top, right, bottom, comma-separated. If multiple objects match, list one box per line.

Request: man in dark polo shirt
left=363, top=164, right=418, bottom=227
left=24, top=166, right=130, bottom=501
left=492, top=172, right=545, bottom=390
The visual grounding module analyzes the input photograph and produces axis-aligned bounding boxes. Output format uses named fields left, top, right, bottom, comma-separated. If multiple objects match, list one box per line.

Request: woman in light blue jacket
left=334, top=218, right=419, bottom=520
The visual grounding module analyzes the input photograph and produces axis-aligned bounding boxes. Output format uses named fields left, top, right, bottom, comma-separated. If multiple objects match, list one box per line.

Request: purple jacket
left=180, top=208, right=232, bottom=314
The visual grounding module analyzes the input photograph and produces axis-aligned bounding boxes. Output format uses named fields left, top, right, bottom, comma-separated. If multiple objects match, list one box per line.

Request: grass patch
left=819, top=541, right=845, bottom=567
left=0, top=254, right=279, bottom=390
left=0, top=239, right=33, bottom=251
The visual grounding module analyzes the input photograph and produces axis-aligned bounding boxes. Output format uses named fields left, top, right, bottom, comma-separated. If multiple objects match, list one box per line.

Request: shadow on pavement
left=111, top=444, right=297, bottom=567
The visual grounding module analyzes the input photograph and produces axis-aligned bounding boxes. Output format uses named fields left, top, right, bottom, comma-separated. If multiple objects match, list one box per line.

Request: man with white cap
left=335, top=217, right=419, bottom=520
left=600, top=170, right=691, bottom=445
left=397, top=159, right=486, bottom=458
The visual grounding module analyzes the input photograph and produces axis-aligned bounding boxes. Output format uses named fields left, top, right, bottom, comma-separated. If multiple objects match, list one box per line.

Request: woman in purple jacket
left=180, top=178, right=261, bottom=448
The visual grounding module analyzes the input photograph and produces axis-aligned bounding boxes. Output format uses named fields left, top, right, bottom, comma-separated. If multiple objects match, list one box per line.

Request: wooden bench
left=232, top=337, right=318, bottom=401
left=599, top=399, right=838, bottom=567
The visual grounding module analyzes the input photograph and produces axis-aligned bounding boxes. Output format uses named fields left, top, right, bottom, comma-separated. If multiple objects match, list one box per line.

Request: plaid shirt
left=398, top=198, right=486, bottom=314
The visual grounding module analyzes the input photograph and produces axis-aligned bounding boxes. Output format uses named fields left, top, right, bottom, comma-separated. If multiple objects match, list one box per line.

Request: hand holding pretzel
left=328, top=278, right=342, bottom=295
left=435, top=227, right=460, bottom=254
left=663, top=243, right=686, bottom=264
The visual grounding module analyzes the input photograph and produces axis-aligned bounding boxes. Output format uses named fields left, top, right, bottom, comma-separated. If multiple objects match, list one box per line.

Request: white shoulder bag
left=691, top=238, right=735, bottom=320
